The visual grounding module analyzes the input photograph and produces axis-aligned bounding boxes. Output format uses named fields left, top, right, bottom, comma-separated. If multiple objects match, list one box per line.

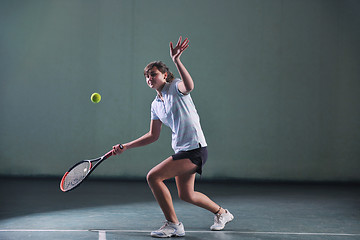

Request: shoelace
left=214, top=214, right=223, bottom=224
left=159, top=221, right=177, bottom=231
left=159, top=221, right=170, bottom=230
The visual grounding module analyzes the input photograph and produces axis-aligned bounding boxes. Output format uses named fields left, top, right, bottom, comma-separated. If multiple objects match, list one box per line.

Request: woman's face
left=145, top=67, right=167, bottom=90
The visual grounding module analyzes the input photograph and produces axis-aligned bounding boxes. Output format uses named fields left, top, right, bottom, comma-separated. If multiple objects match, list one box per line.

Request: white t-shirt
left=150, top=78, right=207, bottom=153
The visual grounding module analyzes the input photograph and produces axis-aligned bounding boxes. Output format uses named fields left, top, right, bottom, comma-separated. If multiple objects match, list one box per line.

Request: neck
left=156, top=82, right=166, bottom=97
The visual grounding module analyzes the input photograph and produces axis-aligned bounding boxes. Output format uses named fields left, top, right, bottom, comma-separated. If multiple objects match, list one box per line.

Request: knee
left=178, top=191, right=195, bottom=203
left=146, top=171, right=154, bottom=185
left=146, top=170, right=160, bottom=186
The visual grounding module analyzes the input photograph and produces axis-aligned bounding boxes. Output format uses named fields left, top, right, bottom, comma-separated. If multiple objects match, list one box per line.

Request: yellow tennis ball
left=90, top=93, right=101, bottom=103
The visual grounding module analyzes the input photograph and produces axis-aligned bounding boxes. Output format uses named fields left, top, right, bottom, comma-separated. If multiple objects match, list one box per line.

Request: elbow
left=148, top=132, right=160, bottom=143
left=187, top=85, right=194, bottom=93
left=184, top=83, right=194, bottom=94
left=152, top=135, right=160, bottom=142
left=178, top=80, right=194, bottom=95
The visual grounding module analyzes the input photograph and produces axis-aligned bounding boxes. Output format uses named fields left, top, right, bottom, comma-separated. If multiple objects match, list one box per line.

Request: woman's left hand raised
left=170, top=36, right=189, bottom=62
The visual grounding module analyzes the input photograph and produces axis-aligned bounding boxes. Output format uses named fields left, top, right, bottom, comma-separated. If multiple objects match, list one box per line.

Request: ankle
left=167, top=220, right=180, bottom=225
left=218, top=208, right=226, bottom=215
left=214, top=206, right=226, bottom=215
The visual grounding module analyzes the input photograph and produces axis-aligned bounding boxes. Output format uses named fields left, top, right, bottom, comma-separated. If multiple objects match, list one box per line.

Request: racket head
left=59, top=148, right=116, bottom=192
left=60, top=161, right=92, bottom=192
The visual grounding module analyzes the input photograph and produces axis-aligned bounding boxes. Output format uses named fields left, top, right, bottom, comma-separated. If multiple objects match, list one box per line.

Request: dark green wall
left=1, top=0, right=359, bottom=181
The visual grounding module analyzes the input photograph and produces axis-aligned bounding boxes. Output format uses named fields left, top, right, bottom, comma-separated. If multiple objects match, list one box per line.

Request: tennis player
left=112, top=36, right=233, bottom=237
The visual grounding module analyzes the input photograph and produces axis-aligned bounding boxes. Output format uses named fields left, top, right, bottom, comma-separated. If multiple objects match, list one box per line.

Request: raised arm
left=170, top=36, right=194, bottom=94
left=112, top=119, right=162, bottom=155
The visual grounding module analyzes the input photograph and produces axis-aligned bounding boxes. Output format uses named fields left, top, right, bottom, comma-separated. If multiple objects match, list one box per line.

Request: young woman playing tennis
left=112, top=36, right=234, bottom=238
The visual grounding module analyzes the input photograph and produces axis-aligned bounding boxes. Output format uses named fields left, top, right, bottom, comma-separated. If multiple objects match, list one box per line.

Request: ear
left=163, top=72, right=168, bottom=80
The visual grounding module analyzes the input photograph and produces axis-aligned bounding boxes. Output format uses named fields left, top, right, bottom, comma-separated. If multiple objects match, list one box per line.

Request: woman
left=112, top=36, right=233, bottom=238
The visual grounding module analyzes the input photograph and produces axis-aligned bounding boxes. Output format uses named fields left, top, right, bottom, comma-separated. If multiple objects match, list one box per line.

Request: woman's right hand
left=112, top=144, right=126, bottom=155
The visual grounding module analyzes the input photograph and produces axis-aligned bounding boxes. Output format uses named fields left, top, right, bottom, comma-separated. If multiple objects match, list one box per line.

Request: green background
left=1, top=0, right=359, bottom=181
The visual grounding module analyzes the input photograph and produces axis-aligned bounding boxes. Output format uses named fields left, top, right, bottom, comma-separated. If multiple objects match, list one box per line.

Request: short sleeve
left=151, top=102, right=159, bottom=120
left=173, top=78, right=185, bottom=96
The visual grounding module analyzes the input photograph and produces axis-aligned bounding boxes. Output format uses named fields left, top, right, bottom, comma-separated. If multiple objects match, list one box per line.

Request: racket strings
left=62, top=162, right=91, bottom=191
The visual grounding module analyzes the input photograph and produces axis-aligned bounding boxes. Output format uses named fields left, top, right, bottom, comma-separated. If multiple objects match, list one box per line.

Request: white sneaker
left=210, top=209, right=234, bottom=231
left=151, top=221, right=185, bottom=238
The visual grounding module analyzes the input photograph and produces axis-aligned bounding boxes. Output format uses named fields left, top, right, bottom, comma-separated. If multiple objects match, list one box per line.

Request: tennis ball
left=90, top=93, right=101, bottom=103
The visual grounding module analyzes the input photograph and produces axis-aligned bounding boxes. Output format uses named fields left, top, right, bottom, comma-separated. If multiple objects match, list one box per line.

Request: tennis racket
left=60, top=144, right=123, bottom=192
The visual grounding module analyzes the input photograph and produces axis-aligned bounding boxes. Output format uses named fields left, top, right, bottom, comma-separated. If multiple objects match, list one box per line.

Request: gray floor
left=0, top=178, right=360, bottom=239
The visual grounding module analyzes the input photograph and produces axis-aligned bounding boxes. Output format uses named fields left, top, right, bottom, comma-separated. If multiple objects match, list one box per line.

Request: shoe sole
left=151, top=232, right=185, bottom=238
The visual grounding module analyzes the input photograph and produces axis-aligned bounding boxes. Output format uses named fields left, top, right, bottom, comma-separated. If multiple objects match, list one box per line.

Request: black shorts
left=172, top=146, right=208, bottom=175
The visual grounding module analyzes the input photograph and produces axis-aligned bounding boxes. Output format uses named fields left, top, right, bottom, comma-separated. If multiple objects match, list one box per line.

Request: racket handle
left=104, top=144, right=123, bottom=159
left=104, top=150, right=114, bottom=159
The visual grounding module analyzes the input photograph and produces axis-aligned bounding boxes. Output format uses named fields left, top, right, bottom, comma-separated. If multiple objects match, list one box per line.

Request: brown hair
left=144, top=61, right=175, bottom=83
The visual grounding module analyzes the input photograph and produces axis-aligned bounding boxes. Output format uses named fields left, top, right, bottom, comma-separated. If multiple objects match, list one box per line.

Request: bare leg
left=176, top=172, right=225, bottom=214
left=147, top=157, right=225, bottom=224
left=146, top=156, right=198, bottom=223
